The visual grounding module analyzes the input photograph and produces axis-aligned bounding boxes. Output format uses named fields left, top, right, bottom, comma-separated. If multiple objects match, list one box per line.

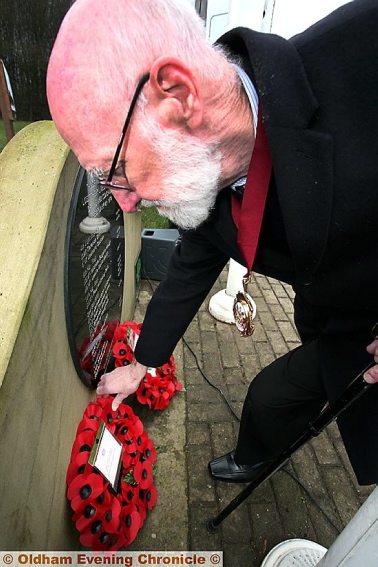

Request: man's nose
left=111, top=190, right=141, bottom=213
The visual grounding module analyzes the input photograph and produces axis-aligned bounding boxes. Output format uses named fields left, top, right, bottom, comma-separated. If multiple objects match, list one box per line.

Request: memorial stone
left=65, top=168, right=124, bottom=387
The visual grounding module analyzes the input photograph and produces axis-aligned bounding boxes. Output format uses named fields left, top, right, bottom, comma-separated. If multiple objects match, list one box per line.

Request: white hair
left=138, top=104, right=222, bottom=229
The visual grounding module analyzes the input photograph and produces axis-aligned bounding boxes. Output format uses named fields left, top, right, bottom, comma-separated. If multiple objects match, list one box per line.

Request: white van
left=190, top=0, right=349, bottom=41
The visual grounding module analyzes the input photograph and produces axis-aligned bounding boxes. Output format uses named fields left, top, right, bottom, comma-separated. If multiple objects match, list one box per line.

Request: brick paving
left=129, top=268, right=375, bottom=566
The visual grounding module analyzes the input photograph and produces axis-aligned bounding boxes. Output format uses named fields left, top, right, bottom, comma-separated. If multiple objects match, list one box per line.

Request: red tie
left=231, top=108, right=272, bottom=274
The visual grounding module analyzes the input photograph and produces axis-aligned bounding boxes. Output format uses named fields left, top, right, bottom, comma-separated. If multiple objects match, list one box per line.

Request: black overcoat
left=135, top=0, right=378, bottom=484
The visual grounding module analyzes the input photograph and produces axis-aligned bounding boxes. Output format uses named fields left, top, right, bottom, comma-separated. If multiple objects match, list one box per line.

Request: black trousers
left=233, top=295, right=378, bottom=485
left=234, top=340, right=327, bottom=464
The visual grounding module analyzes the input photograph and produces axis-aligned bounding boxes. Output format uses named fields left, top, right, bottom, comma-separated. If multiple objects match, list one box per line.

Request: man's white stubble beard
left=140, top=117, right=222, bottom=230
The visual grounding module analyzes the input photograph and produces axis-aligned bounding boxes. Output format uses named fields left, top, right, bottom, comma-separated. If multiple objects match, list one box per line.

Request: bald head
left=47, top=0, right=220, bottom=169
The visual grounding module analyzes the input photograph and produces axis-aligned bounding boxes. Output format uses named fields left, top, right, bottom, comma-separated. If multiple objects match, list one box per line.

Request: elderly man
left=47, top=0, right=378, bottom=486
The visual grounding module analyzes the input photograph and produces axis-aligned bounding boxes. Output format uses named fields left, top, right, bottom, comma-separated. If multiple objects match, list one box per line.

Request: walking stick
left=207, top=353, right=376, bottom=533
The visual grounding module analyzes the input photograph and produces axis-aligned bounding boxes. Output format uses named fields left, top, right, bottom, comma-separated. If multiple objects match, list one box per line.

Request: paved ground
left=127, top=268, right=376, bottom=566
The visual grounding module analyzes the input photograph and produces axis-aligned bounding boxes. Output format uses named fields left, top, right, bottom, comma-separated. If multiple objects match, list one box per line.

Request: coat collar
left=218, top=28, right=334, bottom=285
left=219, top=28, right=318, bottom=129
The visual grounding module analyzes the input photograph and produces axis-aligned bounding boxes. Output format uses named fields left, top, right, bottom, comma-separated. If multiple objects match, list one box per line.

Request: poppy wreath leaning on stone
left=67, top=397, right=157, bottom=551
left=78, top=320, right=119, bottom=387
left=112, top=321, right=183, bottom=410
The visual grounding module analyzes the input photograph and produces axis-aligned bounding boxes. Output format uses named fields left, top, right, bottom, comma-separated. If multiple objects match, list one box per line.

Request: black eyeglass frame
left=98, top=72, right=150, bottom=191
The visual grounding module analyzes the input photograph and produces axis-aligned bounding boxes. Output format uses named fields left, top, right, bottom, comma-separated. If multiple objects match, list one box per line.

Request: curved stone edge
left=0, top=121, right=70, bottom=387
left=0, top=126, right=95, bottom=549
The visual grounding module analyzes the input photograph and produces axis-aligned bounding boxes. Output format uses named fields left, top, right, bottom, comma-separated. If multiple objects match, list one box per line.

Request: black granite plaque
left=65, top=168, right=124, bottom=388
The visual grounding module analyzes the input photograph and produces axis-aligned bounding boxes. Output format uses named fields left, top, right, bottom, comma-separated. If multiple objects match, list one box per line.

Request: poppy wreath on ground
left=67, top=397, right=157, bottom=551
left=112, top=321, right=183, bottom=410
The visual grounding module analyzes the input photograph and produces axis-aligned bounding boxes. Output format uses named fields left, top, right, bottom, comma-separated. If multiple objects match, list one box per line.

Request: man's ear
left=148, top=57, right=203, bottom=130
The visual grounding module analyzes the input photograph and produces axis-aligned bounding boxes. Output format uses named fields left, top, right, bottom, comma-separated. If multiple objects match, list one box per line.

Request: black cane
left=207, top=360, right=375, bottom=533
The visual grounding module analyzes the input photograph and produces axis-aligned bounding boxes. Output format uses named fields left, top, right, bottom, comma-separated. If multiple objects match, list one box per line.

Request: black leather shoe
left=209, top=450, right=272, bottom=483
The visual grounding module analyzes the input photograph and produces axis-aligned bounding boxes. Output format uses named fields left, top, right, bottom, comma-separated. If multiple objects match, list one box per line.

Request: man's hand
left=96, top=360, right=147, bottom=410
left=364, top=339, right=378, bottom=383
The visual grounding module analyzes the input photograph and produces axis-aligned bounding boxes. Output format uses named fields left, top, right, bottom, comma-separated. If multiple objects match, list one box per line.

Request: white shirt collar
left=230, top=65, right=259, bottom=192
left=233, top=64, right=259, bottom=130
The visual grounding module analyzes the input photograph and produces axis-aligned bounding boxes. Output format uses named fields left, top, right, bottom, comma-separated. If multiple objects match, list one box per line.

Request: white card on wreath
left=89, top=421, right=123, bottom=489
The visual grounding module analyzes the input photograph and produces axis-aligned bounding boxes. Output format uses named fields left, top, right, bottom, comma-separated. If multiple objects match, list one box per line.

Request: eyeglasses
left=98, top=72, right=150, bottom=191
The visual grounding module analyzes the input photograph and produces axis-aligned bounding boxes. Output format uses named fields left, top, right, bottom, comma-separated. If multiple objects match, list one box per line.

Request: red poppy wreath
left=67, top=398, right=157, bottom=551
left=112, top=321, right=183, bottom=410
left=78, top=320, right=119, bottom=387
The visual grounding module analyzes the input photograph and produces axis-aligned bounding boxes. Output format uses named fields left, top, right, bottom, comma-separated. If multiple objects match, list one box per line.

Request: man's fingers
left=97, top=374, right=112, bottom=395
left=366, top=339, right=378, bottom=356
left=96, top=365, right=145, bottom=403
left=112, top=393, right=125, bottom=411
left=364, top=365, right=378, bottom=384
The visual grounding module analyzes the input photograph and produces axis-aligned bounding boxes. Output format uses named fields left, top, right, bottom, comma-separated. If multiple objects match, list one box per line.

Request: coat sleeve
left=134, top=226, right=230, bottom=367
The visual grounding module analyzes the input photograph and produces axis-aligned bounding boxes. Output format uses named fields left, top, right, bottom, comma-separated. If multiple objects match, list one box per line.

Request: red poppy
left=76, top=416, right=101, bottom=435
left=114, top=321, right=141, bottom=345
left=139, top=485, right=158, bottom=510
left=160, top=356, right=177, bottom=375
left=136, top=375, right=159, bottom=407
left=132, top=504, right=146, bottom=528
left=102, top=492, right=122, bottom=533
left=136, top=368, right=182, bottom=410
left=120, top=503, right=143, bottom=546
left=120, top=482, right=143, bottom=509
left=153, top=395, right=171, bottom=411
left=133, top=460, right=154, bottom=490
left=67, top=472, right=107, bottom=512
left=139, top=434, right=157, bottom=465
left=122, top=450, right=137, bottom=471
left=113, top=341, right=133, bottom=361
left=70, top=430, right=97, bottom=460
left=79, top=521, right=126, bottom=551
left=66, top=452, right=92, bottom=485
left=130, top=415, right=144, bottom=437
left=84, top=402, right=105, bottom=421
left=75, top=496, right=107, bottom=533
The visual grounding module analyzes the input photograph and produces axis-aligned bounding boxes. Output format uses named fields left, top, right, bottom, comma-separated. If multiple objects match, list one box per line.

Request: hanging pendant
left=233, top=275, right=255, bottom=337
